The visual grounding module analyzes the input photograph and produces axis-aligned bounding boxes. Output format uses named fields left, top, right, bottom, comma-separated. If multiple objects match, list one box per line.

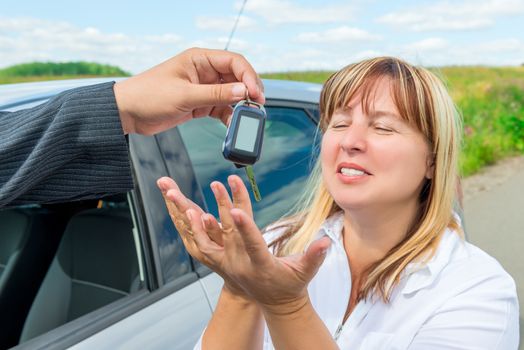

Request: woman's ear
left=425, top=155, right=435, bottom=179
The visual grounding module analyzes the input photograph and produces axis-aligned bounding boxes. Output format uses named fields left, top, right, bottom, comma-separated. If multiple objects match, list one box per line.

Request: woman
left=157, top=57, right=519, bottom=349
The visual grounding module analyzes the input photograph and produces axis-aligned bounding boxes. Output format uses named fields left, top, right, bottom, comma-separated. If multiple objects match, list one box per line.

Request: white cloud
left=268, top=36, right=523, bottom=72
left=195, top=15, right=257, bottom=31
left=458, top=39, right=524, bottom=65
left=377, top=0, right=524, bottom=31
left=296, top=26, right=381, bottom=43
left=387, top=38, right=524, bottom=67
left=187, top=37, right=255, bottom=52
left=404, top=38, right=449, bottom=51
left=473, top=38, right=524, bottom=53
left=241, top=0, right=355, bottom=24
left=144, top=34, right=184, bottom=45
left=378, top=14, right=492, bottom=31
left=0, top=17, right=183, bottom=73
left=432, top=0, right=524, bottom=17
left=252, top=47, right=385, bottom=73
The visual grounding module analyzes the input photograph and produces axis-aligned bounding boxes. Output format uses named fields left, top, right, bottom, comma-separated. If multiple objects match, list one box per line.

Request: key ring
left=233, top=94, right=266, bottom=114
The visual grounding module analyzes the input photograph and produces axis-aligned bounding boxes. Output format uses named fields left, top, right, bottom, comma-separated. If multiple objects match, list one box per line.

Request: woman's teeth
left=341, top=168, right=366, bottom=176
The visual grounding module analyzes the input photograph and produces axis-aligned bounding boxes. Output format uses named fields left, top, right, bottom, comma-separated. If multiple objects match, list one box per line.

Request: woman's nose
left=339, top=123, right=367, bottom=153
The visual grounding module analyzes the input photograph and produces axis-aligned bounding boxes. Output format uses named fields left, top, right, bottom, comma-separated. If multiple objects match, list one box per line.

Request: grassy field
left=262, top=67, right=524, bottom=176
left=439, top=66, right=524, bottom=175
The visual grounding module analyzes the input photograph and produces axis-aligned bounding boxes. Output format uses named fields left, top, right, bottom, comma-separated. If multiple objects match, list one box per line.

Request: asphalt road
left=463, top=158, right=524, bottom=349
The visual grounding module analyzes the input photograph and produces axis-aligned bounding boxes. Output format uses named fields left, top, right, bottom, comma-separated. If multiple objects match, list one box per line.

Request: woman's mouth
left=336, top=163, right=371, bottom=184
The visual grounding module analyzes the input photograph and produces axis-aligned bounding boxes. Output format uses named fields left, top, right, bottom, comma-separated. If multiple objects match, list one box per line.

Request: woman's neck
left=342, top=201, right=419, bottom=277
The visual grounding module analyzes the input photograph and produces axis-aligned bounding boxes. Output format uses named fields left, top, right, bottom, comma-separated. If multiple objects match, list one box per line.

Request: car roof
left=0, top=77, right=321, bottom=110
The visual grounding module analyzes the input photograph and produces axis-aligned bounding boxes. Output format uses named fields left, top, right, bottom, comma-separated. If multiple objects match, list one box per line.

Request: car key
left=245, top=165, right=261, bottom=202
left=222, top=96, right=266, bottom=201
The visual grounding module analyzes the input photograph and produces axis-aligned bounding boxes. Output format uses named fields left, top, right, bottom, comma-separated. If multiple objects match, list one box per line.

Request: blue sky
left=1, top=0, right=523, bottom=74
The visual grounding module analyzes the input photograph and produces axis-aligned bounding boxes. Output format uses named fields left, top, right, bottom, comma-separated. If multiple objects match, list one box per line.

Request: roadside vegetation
left=0, top=62, right=522, bottom=176
left=263, top=67, right=524, bottom=176
left=0, top=62, right=130, bottom=84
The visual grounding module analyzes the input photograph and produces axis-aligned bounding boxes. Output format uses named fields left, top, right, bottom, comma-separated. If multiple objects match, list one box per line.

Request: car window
left=177, top=106, right=320, bottom=229
left=1, top=194, right=146, bottom=349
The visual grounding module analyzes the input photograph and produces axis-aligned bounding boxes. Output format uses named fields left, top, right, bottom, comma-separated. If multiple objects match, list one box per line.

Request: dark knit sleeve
left=0, top=82, right=134, bottom=208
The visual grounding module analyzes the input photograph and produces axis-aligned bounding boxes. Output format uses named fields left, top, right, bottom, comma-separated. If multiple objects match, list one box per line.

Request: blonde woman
left=157, top=57, right=519, bottom=349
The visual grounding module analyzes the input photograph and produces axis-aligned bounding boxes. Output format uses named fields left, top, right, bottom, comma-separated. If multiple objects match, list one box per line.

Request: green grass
left=440, top=66, right=524, bottom=176
left=262, top=67, right=524, bottom=176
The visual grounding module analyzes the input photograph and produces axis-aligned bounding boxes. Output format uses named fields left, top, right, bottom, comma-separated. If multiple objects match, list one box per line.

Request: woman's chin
left=334, top=198, right=372, bottom=212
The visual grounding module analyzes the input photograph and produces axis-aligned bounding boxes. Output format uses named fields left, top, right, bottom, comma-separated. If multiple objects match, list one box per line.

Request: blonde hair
left=270, top=57, right=462, bottom=302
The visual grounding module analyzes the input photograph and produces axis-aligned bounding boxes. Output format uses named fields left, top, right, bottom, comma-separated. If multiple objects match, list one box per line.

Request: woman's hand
left=157, top=176, right=249, bottom=298
left=164, top=174, right=331, bottom=311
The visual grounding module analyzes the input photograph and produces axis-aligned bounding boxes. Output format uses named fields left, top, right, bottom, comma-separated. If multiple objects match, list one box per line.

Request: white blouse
left=195, top=212, right=519, bottom=349
left=262, top=212, right=519, bottom=349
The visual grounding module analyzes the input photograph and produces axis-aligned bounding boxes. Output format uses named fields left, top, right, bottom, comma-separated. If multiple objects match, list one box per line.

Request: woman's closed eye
left=374, top=123, right=395, bottom=134
left=331, top=122, right=349, bottom=129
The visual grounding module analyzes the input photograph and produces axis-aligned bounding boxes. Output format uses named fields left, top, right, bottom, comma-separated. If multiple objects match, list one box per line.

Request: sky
left=1, top=0, right=524, bottom=74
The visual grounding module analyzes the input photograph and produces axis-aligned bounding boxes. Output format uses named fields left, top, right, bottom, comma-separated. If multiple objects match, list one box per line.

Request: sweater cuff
left=56, top=81, right=134, bottom=199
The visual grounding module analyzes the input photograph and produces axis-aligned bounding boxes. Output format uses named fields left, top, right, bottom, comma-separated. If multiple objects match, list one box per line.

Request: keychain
left=222, top=94, right=265, bottom=201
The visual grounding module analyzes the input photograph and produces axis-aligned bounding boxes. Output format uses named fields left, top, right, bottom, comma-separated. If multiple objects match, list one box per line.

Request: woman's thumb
left=301, top=236, right=331, bottom=279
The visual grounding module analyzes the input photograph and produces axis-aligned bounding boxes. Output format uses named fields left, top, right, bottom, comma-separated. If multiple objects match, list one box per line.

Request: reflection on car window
left=178, top=106, right=319, bottom=229
left=130, top=134, right=192, bottom=285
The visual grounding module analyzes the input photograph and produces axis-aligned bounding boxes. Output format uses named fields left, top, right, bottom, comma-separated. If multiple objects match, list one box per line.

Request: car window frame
left=128, top=133, right=197, bottom=289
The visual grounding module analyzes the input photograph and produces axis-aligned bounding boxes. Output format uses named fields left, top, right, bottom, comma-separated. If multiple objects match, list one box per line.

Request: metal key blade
left=245, top=165, right=261, bottom=202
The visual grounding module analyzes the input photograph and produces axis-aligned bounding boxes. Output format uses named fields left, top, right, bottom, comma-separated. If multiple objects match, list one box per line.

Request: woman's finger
left=230, top=208, right=269, bottom=266
left=210, top=182, right=249, bottom=257
left=162, top=181, right=206, bottom=242
left=158, top=177, right=207, bottom=252
left=228, top=175, right=253, bottom=217
left=162, top=191, right=188, bottom=231
left=161, top=195, right=201, bottom=258
left=186, top=209, right=223, bottom=266
left=210, top=181, right=236, bottom=234
left=157, top=176, right=181, bottom=193
left=202, top=213, right=224, bottom=246
left=164, top=189, right=200, bottom=237
left=158, top=176, right=204, bottom=218
left=166, top=188, right=205, bottom=217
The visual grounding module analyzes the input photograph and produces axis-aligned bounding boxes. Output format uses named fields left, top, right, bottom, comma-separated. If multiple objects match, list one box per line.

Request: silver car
left=0, top=78, right=322, bottom=349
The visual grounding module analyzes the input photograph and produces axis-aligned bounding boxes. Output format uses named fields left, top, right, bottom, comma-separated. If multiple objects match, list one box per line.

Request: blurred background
left=1, top=0, right=523, bottom=347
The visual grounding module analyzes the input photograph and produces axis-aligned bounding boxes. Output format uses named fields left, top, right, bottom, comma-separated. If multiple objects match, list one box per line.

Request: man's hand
left=114, top=47, right=265, bottom=135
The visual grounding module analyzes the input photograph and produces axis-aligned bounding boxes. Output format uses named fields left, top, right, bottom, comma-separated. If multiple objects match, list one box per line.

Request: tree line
left=0, top=62, right=130, bottom=77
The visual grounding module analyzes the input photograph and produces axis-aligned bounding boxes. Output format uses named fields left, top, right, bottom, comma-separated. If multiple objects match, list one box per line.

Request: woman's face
left=321, top=78, right=432, bottom=213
